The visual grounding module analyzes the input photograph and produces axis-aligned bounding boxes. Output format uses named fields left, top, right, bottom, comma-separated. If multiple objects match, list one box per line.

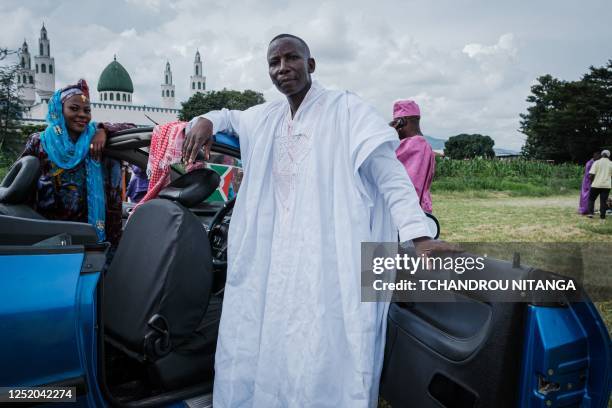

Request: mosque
left=18, top=24, right=207, bottom=126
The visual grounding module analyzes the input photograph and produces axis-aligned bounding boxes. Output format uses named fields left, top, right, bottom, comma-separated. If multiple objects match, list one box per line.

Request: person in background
left=578, top=151, right=600, bottom=215
left=390, top=100, right=436, bottom=213
left=588, top=149, right=612, bottom=221
left=20, top=79, right=135, bottom=247
left=126, top=164, right=149, bottom=203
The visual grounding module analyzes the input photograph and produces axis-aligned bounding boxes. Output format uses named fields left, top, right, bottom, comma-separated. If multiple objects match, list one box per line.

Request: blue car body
left=0, top=131, right=610, bottom=407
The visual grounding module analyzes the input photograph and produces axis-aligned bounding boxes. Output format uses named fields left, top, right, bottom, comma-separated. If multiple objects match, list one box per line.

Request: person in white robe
left=183, top=34, right=447, bottom=408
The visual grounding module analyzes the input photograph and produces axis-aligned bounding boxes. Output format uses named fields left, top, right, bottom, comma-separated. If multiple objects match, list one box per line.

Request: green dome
left=97, top=57, right=134, bottom=93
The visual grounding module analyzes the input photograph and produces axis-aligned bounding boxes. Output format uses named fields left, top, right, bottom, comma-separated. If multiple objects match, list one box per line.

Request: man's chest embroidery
left=273, top=120, right=314, bottom=210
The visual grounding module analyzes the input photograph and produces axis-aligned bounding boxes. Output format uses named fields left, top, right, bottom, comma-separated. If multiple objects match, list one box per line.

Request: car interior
left=103, top=167, right=224, bottom=402
left=0, top=128, right=608, bottom=407
left=0, top=129, right=238, bottom=406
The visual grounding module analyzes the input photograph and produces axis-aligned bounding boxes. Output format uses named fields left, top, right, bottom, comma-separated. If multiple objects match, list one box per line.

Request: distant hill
left=423, top=135, right=519, bottom=156
left=424, top=135, right=447, bottom=150
left=493, top=147, right=520, bottom=155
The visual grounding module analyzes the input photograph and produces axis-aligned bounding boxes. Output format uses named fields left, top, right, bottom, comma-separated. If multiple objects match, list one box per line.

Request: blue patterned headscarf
left=39, top=79, right=106, bottom=242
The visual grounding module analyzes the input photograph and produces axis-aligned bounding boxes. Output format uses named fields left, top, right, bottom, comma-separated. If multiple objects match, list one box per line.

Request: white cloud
left=125, top=0, right=162, bottom=13
left=120, top=28, right=137, bottom=38
left=463, top=33, right=517, bottom=59
left=1, top=1, right=611, bottom=150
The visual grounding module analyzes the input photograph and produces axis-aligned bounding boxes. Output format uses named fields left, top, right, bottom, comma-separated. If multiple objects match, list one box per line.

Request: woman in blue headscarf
left=21, top=79, right=135, bottom=246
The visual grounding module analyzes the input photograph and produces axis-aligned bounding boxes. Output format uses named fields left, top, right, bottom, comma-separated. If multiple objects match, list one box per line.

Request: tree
left=179, top=89, right=265, bottom=121
left=0, top=46, right=27, bottom=160
left=520, top=61, right=612, bottom=163
left=444, top=133, right=495, bottom=159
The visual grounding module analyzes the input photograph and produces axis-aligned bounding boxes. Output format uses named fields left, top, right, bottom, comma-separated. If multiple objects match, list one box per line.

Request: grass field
left=433, top=190, right=612, bottom=336
left=434, top=191, right=612, bottom=242
left=432, top=158, right=583, bottom=196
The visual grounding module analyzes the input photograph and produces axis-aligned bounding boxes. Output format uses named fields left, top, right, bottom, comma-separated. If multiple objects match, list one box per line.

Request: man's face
left=390, top=116, right=419, bottom=138
left=62, top=94, right=92, bottom=135
left=267, top=38, right=315, bottom=96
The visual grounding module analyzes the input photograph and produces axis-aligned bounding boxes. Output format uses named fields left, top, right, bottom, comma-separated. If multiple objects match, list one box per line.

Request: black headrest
left=158, top=168, right=220, bottom=208
left=0, top=156, right=40, bottom=204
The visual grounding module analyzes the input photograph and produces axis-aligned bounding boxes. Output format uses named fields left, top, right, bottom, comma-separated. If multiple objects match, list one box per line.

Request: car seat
left=103, top=168, right=222, bottom=389
left=0, top=156, right=44, bottom=219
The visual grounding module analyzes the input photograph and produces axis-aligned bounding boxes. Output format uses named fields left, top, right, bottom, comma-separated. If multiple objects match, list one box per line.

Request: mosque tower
left=161, top=61, right=175, bottom=108
left=189, top=50, right=206, bottom=97
left=33, top=23, right=55, bottom=103
left=17, top=39, right=36, bottom=106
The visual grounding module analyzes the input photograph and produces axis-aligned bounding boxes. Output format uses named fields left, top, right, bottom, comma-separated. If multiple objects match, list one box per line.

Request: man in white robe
left=183, top=34, right=443, bottom=408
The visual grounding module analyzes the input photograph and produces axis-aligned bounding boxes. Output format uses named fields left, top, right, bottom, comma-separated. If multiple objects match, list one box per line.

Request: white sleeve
left=187, top=108, right=243, bottom=137
left=360, top=142, right=433, bottom=242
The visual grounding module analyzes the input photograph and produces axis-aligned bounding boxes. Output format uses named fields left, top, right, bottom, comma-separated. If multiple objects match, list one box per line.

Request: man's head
left=390, top=100, right=422, bottom=139
left=267, top=34, right=315, bottom=97
left=593, top=151, right=601, bottom=160
left=602, top=149, right=610, bottom=158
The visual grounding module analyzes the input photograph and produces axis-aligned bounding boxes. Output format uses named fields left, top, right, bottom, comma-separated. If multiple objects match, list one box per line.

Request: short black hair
left=269, top=34, right=311, bottom=57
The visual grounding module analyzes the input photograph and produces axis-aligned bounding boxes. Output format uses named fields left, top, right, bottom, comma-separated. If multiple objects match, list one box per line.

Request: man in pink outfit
left=390, top=100, right=436, bottom=213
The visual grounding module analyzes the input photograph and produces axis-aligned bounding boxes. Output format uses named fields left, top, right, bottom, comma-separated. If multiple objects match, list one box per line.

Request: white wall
left=91, top=103, right=179, bottom=125
left=25, top=101, right=180, bottom=126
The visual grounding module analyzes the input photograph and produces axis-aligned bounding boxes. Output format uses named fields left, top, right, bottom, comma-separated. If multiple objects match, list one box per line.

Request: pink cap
left=393, top=99, right=420, bottom=119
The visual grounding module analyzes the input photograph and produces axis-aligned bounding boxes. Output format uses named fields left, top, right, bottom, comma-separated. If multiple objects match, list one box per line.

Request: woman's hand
left=90, top=128, right=107, bottom=161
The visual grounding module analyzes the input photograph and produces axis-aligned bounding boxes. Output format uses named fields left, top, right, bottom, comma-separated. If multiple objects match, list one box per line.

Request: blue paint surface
left=214, top=132, right=239, bottom=149
left=0, top=251, right=86, bottom=387
left=519, top=304, right=612, bottom=407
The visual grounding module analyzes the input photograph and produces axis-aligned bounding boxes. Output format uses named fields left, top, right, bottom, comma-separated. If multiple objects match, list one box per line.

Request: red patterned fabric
left=135, top=121, right=203, bottom=210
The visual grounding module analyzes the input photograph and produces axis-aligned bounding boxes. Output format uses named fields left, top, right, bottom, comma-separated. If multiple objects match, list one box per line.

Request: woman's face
left=62, top=94, right=92, bottom=136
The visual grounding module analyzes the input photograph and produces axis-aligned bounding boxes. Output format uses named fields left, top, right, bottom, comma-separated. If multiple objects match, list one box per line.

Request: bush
left=432, top=158, right=583, bottom=196
left=444, top=134, right=495, bottom=159
left=0, top=151, right=13, bottom=180
left=435, top=157, right=582, bottom=179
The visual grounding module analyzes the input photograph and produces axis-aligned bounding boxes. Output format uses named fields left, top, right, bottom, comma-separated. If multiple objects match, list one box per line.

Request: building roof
left=97, top=56, right=134, bottom=93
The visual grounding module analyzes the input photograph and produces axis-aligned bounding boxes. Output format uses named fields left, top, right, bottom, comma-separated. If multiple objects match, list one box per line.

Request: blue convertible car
left=0, top=127, right=610, bottom=407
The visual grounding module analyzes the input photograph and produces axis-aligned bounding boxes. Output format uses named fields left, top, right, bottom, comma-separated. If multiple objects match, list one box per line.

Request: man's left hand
left=412, top=237, right=460, bottom=257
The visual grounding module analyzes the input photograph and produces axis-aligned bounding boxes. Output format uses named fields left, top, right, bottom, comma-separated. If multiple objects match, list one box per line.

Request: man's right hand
left=183, top=117, right=214, bottom=164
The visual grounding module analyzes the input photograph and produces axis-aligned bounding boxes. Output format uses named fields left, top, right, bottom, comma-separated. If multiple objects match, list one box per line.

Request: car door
left=379, top=251, right=611, bottom=408
left=0, top=215, right=105, bottom=406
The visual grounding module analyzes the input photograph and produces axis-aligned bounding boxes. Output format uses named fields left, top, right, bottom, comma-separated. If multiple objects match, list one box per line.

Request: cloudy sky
left=1, top=0, right=610, bottom=150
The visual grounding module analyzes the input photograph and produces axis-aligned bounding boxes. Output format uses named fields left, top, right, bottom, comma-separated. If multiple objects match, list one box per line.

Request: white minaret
left=161, top=61, right=175, bottom=108
left=34, top=23, right=55, bottom=102
left=17, top=39, right=36, bottom=106
left=189, top=50, right=206, bottom=97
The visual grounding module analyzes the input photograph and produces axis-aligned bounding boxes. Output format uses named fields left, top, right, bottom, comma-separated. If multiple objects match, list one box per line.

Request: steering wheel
left=208, top=197, right=235, bottom=269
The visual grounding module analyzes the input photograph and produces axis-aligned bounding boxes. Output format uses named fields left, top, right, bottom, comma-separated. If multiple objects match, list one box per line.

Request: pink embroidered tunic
left=395, top=135, right=436, bottom=213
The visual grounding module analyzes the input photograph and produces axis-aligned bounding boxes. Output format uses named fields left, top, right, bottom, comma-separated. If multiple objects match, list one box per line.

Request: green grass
left=433, top=158, right=583, bottom=196
left=377, top=191, right=612, bottom=408
left=432, top=176, right=580, bottom=196
left=433, top=191, right=611, bottom=242
left=433, top=191, right=612, bottom=336
left=435, top=157, right=583, bottom=179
